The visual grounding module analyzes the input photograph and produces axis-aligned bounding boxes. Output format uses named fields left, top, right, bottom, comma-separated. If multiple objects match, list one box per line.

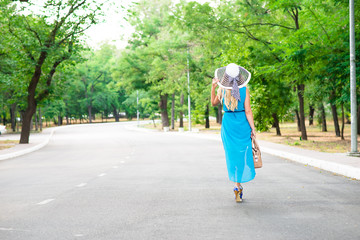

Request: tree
left=2, top=0, right=106, bottom=143
left=114, top=0, right=191, bottom=129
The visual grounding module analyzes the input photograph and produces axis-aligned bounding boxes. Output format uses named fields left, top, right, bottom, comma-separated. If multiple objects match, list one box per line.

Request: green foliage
left=0, top=0, right=358, bottom=136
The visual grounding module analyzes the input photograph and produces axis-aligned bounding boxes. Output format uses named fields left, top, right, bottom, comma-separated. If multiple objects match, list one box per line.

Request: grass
left=143, top=119, right=357, bottom=153
left=257, top=121, right=357, bottom=153
left=0, top=140, right=18, bottom=150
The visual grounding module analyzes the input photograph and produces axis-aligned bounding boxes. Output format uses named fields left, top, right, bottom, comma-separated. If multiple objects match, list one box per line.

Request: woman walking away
left=211, top=63, right=256, bottom=203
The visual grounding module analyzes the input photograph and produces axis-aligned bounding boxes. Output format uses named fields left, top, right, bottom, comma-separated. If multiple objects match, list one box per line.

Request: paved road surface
left=0, top=122, right=359, bottom=240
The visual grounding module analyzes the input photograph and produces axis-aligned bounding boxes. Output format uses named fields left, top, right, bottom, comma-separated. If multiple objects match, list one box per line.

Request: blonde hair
left=217, top=87, right=238, bottom=111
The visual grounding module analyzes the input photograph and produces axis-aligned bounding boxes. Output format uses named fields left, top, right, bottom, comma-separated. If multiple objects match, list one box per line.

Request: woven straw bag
left=252, top=137, right=262, bottom=168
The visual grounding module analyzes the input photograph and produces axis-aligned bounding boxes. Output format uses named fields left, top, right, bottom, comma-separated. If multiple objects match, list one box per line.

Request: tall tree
left=2, top=0, right=105, bottom=143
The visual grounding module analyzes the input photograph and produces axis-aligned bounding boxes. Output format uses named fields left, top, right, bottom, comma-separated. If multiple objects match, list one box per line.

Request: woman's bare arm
left=211, top=78, right=220, bottom=106
left=244, top=87, right=256, bottom=137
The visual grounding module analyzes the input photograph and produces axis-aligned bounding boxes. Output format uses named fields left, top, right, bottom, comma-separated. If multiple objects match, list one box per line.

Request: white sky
left=85, top=0, right=212, bottom=50
left=84, top=0, right=135, bottom=50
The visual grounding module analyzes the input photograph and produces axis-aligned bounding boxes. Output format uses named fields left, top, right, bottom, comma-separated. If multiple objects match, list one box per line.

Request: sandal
left=233, top=186, right=243, bottom=202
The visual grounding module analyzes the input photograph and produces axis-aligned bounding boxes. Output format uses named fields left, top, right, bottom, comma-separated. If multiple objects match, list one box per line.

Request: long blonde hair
left=217, top=87, right=238, bottom=111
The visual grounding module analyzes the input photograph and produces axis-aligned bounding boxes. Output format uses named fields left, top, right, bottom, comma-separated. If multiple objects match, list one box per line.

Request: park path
left=0, top=122, right=359, bottom=240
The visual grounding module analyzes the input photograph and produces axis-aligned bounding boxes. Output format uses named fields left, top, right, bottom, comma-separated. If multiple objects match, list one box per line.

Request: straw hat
left=214, top=63, right=251, bottom=101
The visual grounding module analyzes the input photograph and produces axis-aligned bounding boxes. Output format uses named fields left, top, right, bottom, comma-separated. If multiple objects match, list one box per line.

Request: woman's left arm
left=211, top=78, right=220, bottom=106
left=244, top=88, right=256, bottom=137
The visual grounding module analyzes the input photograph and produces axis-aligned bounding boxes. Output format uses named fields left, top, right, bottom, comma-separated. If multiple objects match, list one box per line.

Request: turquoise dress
left=221, top=87, right=256, bottom=183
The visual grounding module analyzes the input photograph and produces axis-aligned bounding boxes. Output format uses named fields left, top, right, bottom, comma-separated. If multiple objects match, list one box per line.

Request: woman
left=211, top=63, right=256, bottom=203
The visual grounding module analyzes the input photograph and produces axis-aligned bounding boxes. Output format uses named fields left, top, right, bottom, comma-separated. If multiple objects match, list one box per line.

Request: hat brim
left=215, top=70, right=251, bottom=89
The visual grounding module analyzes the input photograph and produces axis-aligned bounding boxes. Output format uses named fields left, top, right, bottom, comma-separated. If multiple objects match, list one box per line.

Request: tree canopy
left=0, top=0, right=359, bottom=142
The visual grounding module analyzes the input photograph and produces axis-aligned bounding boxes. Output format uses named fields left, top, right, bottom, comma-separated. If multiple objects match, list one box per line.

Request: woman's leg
left=234, top=182, right=242, bottom=188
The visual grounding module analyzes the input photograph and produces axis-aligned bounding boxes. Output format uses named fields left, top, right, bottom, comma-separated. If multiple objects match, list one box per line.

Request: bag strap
left=251, top=137, right=260, bottom=151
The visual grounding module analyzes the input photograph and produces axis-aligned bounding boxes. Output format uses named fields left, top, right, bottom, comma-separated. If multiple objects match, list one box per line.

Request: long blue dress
left=221, top=87, right=256, bottom=183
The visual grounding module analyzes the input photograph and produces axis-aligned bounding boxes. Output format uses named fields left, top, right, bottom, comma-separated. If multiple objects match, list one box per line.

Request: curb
left=0, top=128, right=55, bottom=161
left=260, top=147, right=360, bottom=180
left=133, top=126, right=360, bottom=180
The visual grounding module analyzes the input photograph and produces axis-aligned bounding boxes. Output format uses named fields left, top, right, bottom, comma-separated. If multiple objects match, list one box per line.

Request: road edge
left=260, top=146, right=360, bottom=180
left=0, top=128, right=56, bottom=161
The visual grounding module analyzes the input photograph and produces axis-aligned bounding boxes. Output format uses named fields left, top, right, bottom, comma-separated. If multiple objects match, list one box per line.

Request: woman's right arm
left=211, top=78, right=220, bottom=106
left=244, top=88, right=256, bottom=137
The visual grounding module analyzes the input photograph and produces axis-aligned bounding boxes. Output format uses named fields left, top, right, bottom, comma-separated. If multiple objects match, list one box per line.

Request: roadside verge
left=0, top=128, right=56, bottom=161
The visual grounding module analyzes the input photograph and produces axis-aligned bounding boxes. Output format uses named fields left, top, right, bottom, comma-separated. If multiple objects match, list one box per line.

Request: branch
left=241, top=22, right=295, bottom=30
left=222, top=25, right=247, bottom=35
left=191, top=62, right=213, bottom=79
left=245, top=0, right=252, bottom=8
left=8, top=21, right=35, bottom=62
left=51, top=0, right=87, bottom=42
left=24, top=16, right=42, bottom=46
left=222, top=24, right=281, bottom=62
left=36, top=41, right=74, bottom=102
left=55, top=0, right=62, bottom=25
left=307, top=7, right=330, bottom=40
left=95, top=73, right=103, bottom=81
left=57, top=22, right=93, bottom=48
left=287, top=9, right=296, bottom=21
left=242, top=25, right=282, bottom=62
left=211, top=52, right=222, bottom=60
left=243, top=25, right=271, bottom=44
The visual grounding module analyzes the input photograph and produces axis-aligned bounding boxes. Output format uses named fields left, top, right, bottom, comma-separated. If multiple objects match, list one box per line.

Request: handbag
left=252, top=137, right=262, bottom=168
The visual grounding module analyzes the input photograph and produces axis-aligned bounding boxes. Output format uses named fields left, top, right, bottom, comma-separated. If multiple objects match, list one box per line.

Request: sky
left=84, top=0, right=212, bottom=50
left=84, top=0, right=136, bottom=50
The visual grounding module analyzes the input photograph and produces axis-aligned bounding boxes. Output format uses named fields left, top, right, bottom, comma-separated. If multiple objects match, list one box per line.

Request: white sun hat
left=215, top=63, right=251, bottom=90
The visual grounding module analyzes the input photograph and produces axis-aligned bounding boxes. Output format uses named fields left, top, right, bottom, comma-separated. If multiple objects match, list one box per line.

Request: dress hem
left=228, top=173, right=256, bottom=183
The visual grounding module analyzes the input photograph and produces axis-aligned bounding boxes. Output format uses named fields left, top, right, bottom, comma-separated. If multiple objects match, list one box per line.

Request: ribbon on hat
left=228, top=74, right=240, bottom=101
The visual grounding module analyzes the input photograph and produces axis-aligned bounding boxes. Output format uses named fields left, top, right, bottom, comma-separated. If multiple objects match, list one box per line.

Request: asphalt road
left=0, top=122, right=359, bottom=240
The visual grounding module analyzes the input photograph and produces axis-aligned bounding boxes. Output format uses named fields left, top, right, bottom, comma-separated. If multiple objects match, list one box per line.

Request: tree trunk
left=112, top=105, right=119, bottom=122
left=35, top=109, right=38, bottom=131
left=218, top=103, right=222, bottom=125
left=10, top=103, right=16, bottom=132
left=39, top=107, right=42, bottom=131
left=171, top=93, right=175, bottom=130
left=30, top=118, right=33, bottom=130
left=320, top=103, right=327, bottom=132
left=357, top=105, right=360, bottom=135
left=330, top=103, right=340, bottom=137
left=272, top=113, right=281, bottom=136
left=18, top=112, right=23, bottom=132
left=179, top=93, right=184, bottom=128
left=20, top=105, right=36, bottom=143
left=297, top=84, right=307, bottom=140
left=20, top=49, right=48, bottom=143
left=1, top=113, right=5, bottom=125
left=341, top=103, right=345, bottom=140
left=88, top=105, right=92, bottom=123
left=205, top=104, right=210, bottom=128
left=1, top=110, right=6, bottom=125
left=309, top=105, right=315, bottom=126
left=295, top=109, right=301, bottom=131
left=159, top=94, right=169, bottom=128
left=83, top=79, right=92, bottom=124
